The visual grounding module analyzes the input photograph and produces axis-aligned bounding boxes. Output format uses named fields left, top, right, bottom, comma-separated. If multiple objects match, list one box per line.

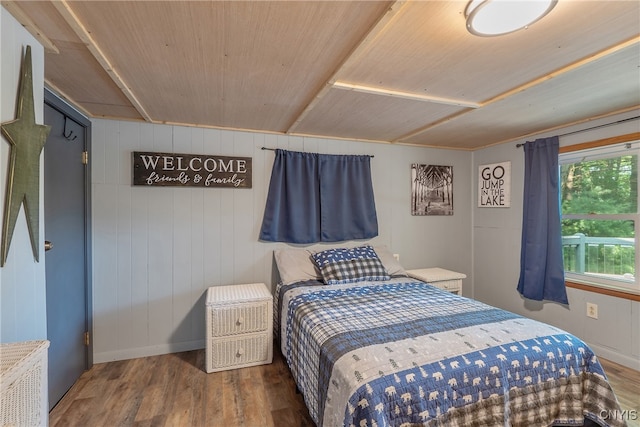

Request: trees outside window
left=560, top=146, right=639, bottom=292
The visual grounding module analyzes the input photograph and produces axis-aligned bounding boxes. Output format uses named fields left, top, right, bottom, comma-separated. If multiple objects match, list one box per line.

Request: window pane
left=562, top=219, right=635, bottom=282
left=561, top=155, right=637, bottom=215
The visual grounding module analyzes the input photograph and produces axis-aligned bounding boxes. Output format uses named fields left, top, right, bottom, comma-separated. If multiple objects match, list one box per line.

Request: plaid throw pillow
left=311, top=245, right=390, bottom=285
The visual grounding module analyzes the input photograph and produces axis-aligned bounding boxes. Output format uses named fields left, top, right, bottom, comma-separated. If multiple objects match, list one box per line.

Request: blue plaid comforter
left=275, top=278, right=624, bottom=427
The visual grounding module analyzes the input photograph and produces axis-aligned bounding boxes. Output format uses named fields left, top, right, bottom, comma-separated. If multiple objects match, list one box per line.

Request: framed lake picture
left=411, top=164, right=453, bottom=216
left=478, top=161, right=511, bottom=207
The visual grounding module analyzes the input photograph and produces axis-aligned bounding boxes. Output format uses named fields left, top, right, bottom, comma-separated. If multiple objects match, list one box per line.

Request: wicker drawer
left=208, top=301, right=269, bottom=337
left=208, top=332, right=272, bottom=372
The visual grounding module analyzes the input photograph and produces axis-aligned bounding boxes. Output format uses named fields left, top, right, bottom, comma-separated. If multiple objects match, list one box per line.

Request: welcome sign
left=132, top=151, right=252, bottom=188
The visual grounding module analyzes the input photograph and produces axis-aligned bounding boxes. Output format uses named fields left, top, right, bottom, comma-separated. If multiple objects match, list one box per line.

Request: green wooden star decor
left=1, top=45, right=51, bottom=267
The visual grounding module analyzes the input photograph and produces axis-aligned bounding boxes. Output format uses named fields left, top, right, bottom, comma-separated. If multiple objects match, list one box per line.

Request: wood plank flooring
left=50, top=347, right=639, bottom=427
left=49, top=346, right=313, bottom=427
left=598, top=357, right=640, bottom=427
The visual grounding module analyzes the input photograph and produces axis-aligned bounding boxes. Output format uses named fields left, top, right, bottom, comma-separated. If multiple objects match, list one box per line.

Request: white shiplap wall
left=91, top=119, right=473, bottom=362
left=472, top=111, right=640, bottom=370
left=0, top=7, right=48, bottom=344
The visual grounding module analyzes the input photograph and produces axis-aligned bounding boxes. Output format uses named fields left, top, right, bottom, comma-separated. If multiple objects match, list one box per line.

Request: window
left=559, top=141, right=640, bottom=294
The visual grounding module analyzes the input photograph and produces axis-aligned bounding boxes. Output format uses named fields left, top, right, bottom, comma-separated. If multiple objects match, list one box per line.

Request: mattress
left=275, top=278, right=624, bottom=427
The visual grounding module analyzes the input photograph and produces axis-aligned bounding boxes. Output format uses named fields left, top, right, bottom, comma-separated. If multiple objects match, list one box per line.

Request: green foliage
left=561, top=219, right=634, bottom=238
left=561, top=154, right=637, bottom=277
left=563, top=241, right=635, bottom=276
left=561, top=155, right=637, bottom=237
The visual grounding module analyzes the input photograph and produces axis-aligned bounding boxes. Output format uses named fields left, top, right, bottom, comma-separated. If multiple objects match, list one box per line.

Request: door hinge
left=82, top=151, right=88, bottom=165
left=84, top=331, right=90, bottom=346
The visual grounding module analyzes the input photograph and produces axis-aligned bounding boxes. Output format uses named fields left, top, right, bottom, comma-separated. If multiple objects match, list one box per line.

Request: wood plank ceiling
left=4, top=0, right=640, bottom=150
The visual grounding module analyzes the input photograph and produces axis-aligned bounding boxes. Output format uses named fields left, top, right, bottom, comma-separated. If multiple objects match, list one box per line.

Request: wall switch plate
left=393, top=253, right=400, bottom=261
left=586, top=302, right=598, bottom=319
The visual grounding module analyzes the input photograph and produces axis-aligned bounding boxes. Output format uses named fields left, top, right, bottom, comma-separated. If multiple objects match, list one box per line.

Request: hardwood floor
left=50, top=347, right=639, bottom=427
left=598, top=357, right=640, bottom=427
left=49, top=346, right=313, bottom=427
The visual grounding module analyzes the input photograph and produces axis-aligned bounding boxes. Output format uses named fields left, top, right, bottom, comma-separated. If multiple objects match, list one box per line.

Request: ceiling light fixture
left=465, top=0, right=557, bottom=37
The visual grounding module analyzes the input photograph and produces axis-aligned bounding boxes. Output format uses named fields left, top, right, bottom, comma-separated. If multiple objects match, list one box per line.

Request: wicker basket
left=0, top=340, right=49, bottom=427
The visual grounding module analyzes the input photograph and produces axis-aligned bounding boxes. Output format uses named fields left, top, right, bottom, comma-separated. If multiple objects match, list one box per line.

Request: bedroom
left=1, top=1, right=639, bottom=426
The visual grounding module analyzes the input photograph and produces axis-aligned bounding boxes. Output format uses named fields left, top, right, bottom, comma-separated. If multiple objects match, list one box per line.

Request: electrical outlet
left=393, top=253, right=400, bottom=261
left=586, top=302, right=598, bottom=319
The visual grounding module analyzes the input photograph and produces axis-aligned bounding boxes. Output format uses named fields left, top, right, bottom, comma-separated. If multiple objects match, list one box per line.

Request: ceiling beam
left=45, top=80, right=92, bottom=118
left=332, top=81, right=481, bottom=108
left=2, top=1, right=59, bottom=54
left=51, top=0, right=153, bottom=122
left=286, top=1, right=407, bottom=134
left=481, top=35, right=640, bottom=107
left=396, top=36, right=640, bottom=143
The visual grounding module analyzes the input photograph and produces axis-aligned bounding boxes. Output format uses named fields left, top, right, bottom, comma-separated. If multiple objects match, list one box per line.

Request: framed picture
left=478, top=161, right=511, bottom=207
left=411, top=164, right=453, bottom=216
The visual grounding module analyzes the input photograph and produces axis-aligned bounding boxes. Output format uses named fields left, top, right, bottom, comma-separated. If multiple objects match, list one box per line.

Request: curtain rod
left=261, top=146, right=374, bottom=157
left=516, top=116, right=640, bottom=148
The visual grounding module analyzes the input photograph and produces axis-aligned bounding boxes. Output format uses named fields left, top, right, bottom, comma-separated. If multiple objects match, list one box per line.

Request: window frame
left=559, top=132, right=640, bottom=300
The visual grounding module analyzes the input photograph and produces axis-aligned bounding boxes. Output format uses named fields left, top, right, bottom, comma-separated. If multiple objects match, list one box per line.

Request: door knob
left=44, top=241, right=53, bottom=251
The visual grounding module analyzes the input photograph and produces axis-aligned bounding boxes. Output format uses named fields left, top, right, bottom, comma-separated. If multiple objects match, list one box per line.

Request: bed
left=273, top=245, right=625, bottom=427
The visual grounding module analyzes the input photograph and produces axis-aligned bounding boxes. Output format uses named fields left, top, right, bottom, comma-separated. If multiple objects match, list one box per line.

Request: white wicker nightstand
left=406, top=268, right=467, bottom=295
left=205, top=283, right=273, bottom=373
left=0, top=340, right=49, bottom=427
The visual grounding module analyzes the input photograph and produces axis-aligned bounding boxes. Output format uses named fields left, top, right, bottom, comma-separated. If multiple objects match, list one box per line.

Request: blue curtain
left=259, top=149, right=378, bottom=243
left=517, top=136, right=568, bottom=304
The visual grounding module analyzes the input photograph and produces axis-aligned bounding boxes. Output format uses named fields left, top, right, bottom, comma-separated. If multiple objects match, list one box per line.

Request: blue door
left=44, top=92, right=91, bottom=410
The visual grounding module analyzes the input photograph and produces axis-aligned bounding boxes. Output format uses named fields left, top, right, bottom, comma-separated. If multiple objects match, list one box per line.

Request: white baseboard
left=93, top=339, right=205, bottom=363
left=587, top=341, right=640, bottom=371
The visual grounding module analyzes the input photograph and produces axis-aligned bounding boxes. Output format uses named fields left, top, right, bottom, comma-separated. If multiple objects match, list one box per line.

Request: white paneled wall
left=0, top=7, right=47, bottom=344
left=91, top=119, right=473, bottom=362
left=472, top=111, right=640, bottom=370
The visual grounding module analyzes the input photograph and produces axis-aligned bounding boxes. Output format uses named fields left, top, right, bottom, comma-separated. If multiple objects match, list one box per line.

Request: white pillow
left=274, top=248, right=322, bottom=285
left=374, top=245, right=408, bottom=277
